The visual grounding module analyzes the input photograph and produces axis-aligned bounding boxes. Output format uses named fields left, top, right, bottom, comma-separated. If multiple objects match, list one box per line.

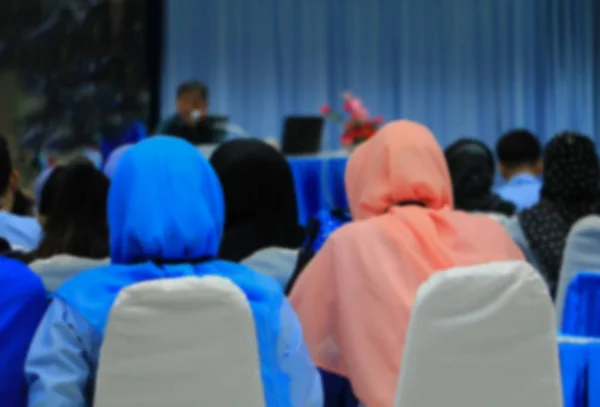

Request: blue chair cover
left=559, top=339, right=589, bottom=407
left=588, top=342, right=600, bottom=407
left=562, top=271, right=600, bottom=336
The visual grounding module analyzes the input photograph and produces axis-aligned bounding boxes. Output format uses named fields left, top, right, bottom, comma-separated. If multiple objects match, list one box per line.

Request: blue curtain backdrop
left=162, top=0, right=599, bottom=149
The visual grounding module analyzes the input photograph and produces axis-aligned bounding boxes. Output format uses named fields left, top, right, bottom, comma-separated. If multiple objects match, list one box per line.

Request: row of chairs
left=92, top=261, right=563, bottom=407
left=492, top=214, right=600, bottom=329
left=556, top=216, right=600, bottom=328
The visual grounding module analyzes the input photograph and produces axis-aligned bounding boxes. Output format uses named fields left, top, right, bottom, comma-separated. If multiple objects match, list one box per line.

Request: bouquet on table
left=321, top=92, right=383, bottom=147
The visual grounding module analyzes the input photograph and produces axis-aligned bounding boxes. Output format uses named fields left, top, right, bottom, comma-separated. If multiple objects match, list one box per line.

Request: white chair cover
left=93, top=276, right=265, bottom=407
left=29, top=255, right=109, bottom=292
left=242, top=247, right=299, bottom=290
left=555, top=215, right=600, bottom=327
left=394, top=260, right=562, bottom=407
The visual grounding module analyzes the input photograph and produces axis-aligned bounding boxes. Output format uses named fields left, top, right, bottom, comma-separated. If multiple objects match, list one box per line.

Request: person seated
left=24, top=162, right=110, bottom=293
left=0, top=135, right=42, bottom=250
left=156, top=81, right=217, bottom=144
left=210, top=139, right=304, bottom=289
left=289, top=120, right=524, bottom=407
left=445, top=138, right=516, bottom=216
left=503, top=132, right=600, bottom=299
left=0, top=256, right=47, bottom=407
left=26, top=136, right=322, bottom=407
left=495, top=129, right=543, bottom=211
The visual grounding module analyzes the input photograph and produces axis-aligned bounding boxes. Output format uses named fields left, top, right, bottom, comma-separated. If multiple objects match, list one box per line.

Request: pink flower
left=374, top=115, right=384, bottom=125
left=320, top=105, right=331, bottom=115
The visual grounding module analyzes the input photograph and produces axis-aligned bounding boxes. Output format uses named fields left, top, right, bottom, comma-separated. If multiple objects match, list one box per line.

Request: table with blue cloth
left=287, top=154, right=349, bottom=225
left=319, top=338, right=600, bottom=407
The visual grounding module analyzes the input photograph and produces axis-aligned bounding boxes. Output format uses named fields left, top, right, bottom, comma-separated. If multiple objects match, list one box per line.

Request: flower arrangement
left=321, top=92, right=383, bottom=146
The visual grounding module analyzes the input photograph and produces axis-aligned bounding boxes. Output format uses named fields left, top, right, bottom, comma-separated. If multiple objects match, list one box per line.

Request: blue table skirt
left=321, top=339, right=600, bottom=407
left=288, top=156, right=348, bottom=225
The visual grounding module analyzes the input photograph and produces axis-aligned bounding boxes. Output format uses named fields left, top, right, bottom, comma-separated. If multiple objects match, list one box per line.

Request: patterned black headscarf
left=519, top=132, right=600, bottom=297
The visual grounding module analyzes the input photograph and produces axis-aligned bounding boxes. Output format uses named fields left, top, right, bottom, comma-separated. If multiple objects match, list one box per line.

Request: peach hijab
left=290, top=121, right=524, bottom=407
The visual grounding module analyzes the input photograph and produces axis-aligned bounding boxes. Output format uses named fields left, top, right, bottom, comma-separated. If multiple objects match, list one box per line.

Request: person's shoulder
left=0, top=211, right=39, bottom=228
left=56, top=263, right=130, bottom=296
left=323, top=217, right=375, bottom=248
left=0, top=256, right=45, bottom=298
left=0, top=212, right=42, bottom=239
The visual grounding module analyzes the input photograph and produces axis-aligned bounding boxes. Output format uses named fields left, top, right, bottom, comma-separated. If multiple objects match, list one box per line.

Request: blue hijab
left=56, top=136, right=291, bottom=405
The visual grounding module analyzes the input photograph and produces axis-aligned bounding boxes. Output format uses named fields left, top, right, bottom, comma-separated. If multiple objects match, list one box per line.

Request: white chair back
left=556, top=215, right=600, bottom=327
left=242, top=247, right=299, bottom=290
left=93, top=276, right=265, bottom=407
left=394, top=261, right=562, bottom=407
left=29, top=255, right=109, bottom=293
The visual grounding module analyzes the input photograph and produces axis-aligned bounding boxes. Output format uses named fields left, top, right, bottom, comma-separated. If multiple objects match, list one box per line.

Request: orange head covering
left=290, top=120, right=524, bottom=407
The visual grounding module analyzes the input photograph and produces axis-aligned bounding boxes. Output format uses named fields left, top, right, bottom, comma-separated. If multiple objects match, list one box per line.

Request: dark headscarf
left=520, top=132, right=600, bottom=297
left=210, top=139, right=304, bottom=261
left=445, top=139, right=516, bottom=216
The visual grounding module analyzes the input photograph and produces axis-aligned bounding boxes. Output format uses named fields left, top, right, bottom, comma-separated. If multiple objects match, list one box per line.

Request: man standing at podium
left=156, top=81, right=215, bottom=144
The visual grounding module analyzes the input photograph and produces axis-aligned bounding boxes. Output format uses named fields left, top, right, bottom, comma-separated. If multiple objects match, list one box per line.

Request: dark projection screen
left=0, top=0, right=149, bottom=155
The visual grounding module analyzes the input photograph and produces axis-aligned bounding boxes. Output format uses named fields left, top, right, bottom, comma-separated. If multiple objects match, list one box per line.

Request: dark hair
left=0, top=237, right=11, bottom=253
left=496, top=129, right=542, bottom=167
left=0, top=134, right=12, bottom=195
left=176, top=81, right=209, bottom=101
left=33, top=162, right=110, bottom=261
left=38, top=166, right=67, bottom=217
left=11, top=189, right=34, bottom=216
left=445, top=138, right=495, bottom=195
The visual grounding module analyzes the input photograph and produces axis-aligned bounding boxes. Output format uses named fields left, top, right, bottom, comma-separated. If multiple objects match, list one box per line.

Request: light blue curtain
left=162, top=0, right=599, bottom=149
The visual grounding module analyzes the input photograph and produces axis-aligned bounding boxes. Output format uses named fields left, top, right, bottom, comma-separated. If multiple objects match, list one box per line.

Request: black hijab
left=519, top=132, right=600, bottom=297
left=210, top=139, right=304, bottom=262
left=445, top=139, right=516, bottom=216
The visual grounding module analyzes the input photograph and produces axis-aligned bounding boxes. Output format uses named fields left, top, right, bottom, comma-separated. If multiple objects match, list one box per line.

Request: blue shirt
left=26, top=298, right=323, bottom=407
left=0, top=211, right=42, bottom=250
left=495, top=173, right=542, bottom=212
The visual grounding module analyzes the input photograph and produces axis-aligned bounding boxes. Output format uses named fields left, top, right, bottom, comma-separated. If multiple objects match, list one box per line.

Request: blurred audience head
left=34, top=162, right=110, bottom=261
left=176, top=80, right=209, bottom=126
left=542, top=131, right=600, bottom=204
left=210, top=139, right=303, bottom=261
left=108, top=136, right=224, bottom=264
left=445, top=138, right=516, bottom=216
left=496, top=129, right=542, bottom=180
left=345, top=120, right=452, bottom=220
